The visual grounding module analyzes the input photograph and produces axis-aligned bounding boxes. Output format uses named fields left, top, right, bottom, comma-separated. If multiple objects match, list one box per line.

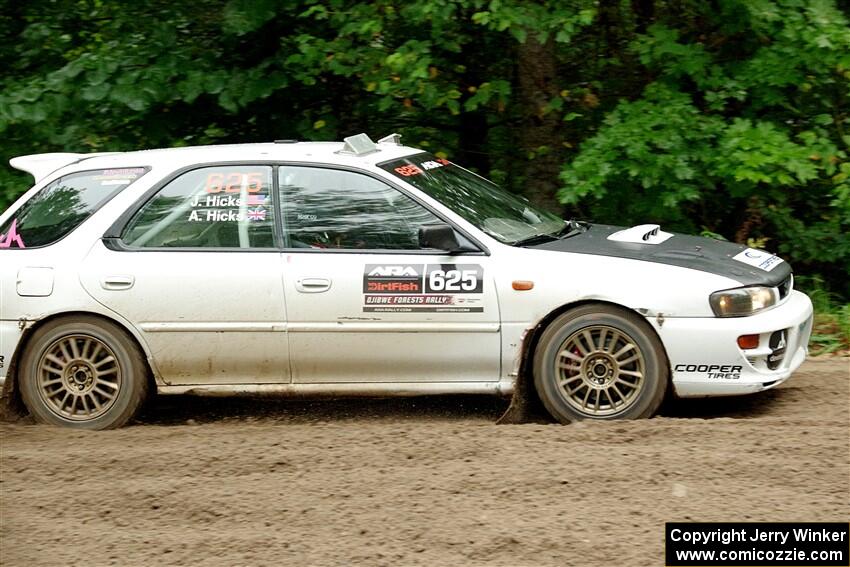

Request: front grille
left=777, top=274, right=793, bottom=300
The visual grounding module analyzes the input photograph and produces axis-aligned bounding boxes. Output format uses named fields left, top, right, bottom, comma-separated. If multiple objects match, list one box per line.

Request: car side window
left=279, top=166, right=441, bottom=250
left=0, top=168, right=147, bottom=249
left=122, top=166, right=275, bottom=249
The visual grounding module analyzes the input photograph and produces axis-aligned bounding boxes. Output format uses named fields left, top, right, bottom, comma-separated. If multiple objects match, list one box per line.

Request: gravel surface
left=1, top=358, right=848, bottom=566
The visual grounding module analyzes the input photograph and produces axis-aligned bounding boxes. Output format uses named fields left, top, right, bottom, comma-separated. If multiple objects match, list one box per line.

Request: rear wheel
left=533, top=305, right=667, bottom=423
left=19, top=316, right=149, bottom=429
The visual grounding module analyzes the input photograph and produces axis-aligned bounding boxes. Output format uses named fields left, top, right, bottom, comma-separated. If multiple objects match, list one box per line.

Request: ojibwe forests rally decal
left=363, top=264, right=484, bottom=313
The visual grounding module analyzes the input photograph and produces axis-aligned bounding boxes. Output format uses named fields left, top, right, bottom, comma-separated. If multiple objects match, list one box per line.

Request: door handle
left=296, top=277, right=331, bottom=293
left=101, top=275, right=135, bottom=291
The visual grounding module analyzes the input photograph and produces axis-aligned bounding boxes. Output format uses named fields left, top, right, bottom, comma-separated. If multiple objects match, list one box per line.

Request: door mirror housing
left=418, top=223, right=476, bottom=253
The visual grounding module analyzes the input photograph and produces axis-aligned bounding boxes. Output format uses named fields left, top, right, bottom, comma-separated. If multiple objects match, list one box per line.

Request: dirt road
left=1, top=358, right=848, bottom=566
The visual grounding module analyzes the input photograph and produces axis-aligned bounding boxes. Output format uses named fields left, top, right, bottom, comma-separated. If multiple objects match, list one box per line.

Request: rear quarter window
left=0, top=168, right=147, bottom=249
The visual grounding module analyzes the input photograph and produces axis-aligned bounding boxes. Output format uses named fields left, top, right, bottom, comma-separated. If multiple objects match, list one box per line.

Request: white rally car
left=0, top=134, right=813, bottom=429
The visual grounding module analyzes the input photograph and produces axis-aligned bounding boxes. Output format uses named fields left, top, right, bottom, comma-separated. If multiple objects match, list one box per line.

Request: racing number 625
left=205, top=172, right=264, bottom=194
left=428, top=269, right=477, bottom=292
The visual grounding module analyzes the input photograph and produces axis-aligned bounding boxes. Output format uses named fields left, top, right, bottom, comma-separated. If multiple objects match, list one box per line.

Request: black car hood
left=527, top=224, right=792, bottom=287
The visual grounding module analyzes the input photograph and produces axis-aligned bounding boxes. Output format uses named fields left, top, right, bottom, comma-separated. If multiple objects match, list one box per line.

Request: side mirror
left=418, top=223, right=474, bottom=253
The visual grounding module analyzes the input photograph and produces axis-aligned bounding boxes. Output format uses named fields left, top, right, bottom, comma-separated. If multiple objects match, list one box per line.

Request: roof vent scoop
left=377, top=133, right=402, bottom=145
left=607, top=224, right=673, bottom=245
left=337, top=133, right=379, bottom=156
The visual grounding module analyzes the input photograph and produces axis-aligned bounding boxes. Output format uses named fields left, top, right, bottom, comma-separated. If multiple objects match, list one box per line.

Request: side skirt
left=157, top=381, right=514, bottom=397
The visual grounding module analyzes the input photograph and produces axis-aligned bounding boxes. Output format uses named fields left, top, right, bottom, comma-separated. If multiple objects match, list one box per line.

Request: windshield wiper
left=511, top=233, right=559, bottom=247
left=511, top=220, right=589, bottom=247
left=555, top=219, right=589, bottom=238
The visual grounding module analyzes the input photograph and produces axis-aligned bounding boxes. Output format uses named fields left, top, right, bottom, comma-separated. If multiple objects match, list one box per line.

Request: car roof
left=13, top=140, right=425, bottom=183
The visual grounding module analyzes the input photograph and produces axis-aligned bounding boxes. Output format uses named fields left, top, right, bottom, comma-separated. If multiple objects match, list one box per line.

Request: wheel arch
left=501, top=299, right=672, bottom=423
left=1, top=310, right=157, bottom=418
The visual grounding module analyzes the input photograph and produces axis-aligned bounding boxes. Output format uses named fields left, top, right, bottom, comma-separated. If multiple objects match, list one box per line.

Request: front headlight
left=709, top=286, right=778, bottom=317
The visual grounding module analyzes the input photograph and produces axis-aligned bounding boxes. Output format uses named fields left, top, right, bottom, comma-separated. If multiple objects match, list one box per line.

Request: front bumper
left=658, top=290, right=813, bottom=397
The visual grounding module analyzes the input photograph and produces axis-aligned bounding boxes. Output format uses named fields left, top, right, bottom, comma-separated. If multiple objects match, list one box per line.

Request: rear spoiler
left=9, top=152, right=120, bottom=183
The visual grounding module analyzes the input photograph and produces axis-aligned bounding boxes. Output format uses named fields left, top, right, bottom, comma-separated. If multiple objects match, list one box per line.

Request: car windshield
left=379, top=153, right=565, bottom=244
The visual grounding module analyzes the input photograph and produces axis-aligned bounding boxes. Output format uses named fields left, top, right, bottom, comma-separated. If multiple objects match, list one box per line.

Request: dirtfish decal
left=362, top=264, right=484, bottom=312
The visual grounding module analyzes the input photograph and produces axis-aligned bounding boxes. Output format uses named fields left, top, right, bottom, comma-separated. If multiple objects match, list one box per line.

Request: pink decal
left=0, top=219, right=25, bottom=248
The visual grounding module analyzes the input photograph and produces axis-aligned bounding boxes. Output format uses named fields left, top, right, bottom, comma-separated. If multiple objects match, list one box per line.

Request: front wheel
left=533, top=305, right=668, bottom=423
left=19, top=316, right=149, bottom=430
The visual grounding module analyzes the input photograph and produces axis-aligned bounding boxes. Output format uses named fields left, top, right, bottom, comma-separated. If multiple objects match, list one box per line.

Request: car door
left=278, top=165, right=501, bottom=383
left=81, top=165, right=290, bottom=385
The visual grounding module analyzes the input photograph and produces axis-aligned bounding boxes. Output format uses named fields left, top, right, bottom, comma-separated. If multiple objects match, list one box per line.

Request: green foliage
left=559, top=84, right=723, bottom=218
left=0, top=0, right=847, bottom=302
left=559, top=0, right=850, bottom=298
left=795, top=276, right=850, bottom=355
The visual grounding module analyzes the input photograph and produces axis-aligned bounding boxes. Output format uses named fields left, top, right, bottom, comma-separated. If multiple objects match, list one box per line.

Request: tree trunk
left=457, top=110, right=489, bottom=174
left=632, top=0, right=655, bottom=34
left=516, top=37, right=563, bottom=214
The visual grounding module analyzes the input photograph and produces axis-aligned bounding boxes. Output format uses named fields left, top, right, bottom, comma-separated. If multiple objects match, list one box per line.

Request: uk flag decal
left=247, top=208, right=266, bottom=222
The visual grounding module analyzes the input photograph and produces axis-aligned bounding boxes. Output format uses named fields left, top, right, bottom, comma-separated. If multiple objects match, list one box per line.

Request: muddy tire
left=19, top=316, right=149, bottom=430
left=533, top=305, right=667, bottom=423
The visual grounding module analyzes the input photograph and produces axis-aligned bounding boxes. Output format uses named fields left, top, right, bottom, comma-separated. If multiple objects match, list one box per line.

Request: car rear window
left=0, top=168, right=147, bottom=249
